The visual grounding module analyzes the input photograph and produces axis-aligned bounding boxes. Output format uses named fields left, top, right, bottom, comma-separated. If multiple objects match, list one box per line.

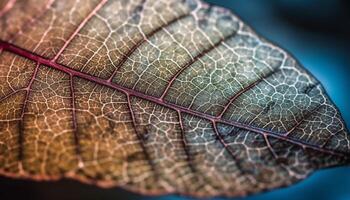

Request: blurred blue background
left=1, top=0, right=349, bottom=200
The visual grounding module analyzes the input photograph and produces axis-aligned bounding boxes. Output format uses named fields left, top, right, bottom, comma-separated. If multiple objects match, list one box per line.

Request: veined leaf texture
left=0, top=0, right=349, bottom=197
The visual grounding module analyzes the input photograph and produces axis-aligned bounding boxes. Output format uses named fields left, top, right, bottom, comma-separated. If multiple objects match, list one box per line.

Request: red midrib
left=0, top=40, right=348, bottom=158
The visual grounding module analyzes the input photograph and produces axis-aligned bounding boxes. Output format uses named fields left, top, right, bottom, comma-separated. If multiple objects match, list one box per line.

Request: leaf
left=0, top=0, right=349, bottom=197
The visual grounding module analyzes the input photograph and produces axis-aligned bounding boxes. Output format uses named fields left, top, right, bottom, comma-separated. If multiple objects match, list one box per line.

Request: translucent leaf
left=0, top=0, right=349, bottom=197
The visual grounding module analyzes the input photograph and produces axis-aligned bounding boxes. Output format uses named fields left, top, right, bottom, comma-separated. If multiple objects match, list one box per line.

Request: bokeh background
left=1, top=0, right=349, bottom=200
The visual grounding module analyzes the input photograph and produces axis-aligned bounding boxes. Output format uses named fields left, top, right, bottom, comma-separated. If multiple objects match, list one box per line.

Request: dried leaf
left=0, top=0, right=349, bottom=197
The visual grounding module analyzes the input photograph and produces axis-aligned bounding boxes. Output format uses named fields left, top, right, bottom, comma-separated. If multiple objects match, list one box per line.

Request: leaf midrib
left=0, top=40, right=348, bottom=158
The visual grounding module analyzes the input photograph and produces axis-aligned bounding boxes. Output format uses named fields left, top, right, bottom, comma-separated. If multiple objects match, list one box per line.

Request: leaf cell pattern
left=0, top=0, right=349, bottom=197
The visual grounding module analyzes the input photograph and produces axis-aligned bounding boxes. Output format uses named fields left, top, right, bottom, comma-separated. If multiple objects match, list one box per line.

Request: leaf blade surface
left=0, top=0, right=349, bottom=197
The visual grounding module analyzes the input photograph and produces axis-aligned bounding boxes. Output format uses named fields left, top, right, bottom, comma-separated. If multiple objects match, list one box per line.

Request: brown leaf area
left=0, top=0, right=349, bottom=197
